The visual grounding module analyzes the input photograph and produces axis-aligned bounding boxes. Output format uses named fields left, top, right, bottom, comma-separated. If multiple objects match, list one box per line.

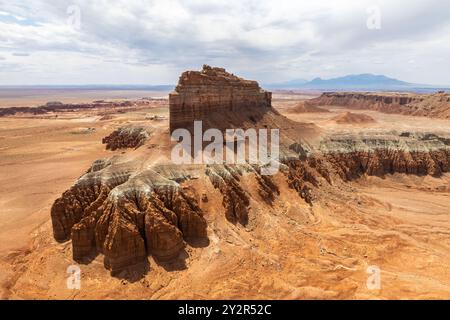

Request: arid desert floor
left=1, top=91, right=449, bottom=300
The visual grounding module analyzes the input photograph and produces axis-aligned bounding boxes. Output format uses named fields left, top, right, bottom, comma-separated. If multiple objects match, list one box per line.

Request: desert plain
left=0, top=77, right=449, bottom=300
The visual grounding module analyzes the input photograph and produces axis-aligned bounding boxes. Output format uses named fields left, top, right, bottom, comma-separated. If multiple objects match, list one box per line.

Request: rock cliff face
left=307, top=92, right=450, bottom=119
left=286, top=133, right=450, bottom=202
left=169, top=65, right=272, bottom=133
left=316, top=133, right=450, bottom=178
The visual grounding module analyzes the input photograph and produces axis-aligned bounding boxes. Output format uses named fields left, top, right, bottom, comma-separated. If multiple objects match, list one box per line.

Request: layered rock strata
left=51, top=162, right=208, bottom=274
left=52, top=130, right=450, bottom=273
left=317, top=133, right=450, bottom=178
left=286, top=132, right=450, bottom=203
left=169, top=65, right=272, bottom=133
left=307, top=92, right=450, bottom=119
left=102, top=126, right=151, bottom=151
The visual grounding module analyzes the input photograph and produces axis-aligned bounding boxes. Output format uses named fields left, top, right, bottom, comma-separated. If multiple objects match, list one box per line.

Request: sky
left=0, top=0, right=450, bottom=86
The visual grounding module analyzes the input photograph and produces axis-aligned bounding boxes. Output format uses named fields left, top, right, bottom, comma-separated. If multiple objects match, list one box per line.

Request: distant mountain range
left=2, top=74, right=448, bottom=93
left=265, top=74, right=449, bottom=92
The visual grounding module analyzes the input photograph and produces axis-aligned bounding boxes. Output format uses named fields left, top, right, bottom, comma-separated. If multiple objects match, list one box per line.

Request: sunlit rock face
left=169, top=65, right=272, bottom=133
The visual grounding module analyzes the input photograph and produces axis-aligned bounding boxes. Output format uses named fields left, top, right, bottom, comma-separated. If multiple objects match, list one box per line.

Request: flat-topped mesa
left=306, top=91, right=450, bottom=119
left=314, top=92, right=419, bottom=107
left=169, top=65, right=272, bottom=133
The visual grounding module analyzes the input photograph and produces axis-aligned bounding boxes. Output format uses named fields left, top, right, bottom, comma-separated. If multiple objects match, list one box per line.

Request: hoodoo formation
left=50, top=66, right=450, bottom=277
left=169, top=65, right=272, bottom=133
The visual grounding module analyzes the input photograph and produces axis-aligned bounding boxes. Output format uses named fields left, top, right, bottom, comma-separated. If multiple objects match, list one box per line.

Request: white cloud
left=0, top=0, right=449, bottom=85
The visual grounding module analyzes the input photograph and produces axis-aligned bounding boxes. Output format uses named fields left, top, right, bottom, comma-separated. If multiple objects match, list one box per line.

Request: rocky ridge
left=102, top=126, right=151, bottom=151
left=0, top=99, right=163, bottom=117
left=50, top=67, right=450, bottom=275
left=169, top=65, right=272, bottom=133
left=307, top=92, right=450, bottom=119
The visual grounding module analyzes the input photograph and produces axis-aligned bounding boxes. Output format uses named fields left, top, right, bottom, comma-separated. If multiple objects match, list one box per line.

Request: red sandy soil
left=0, top=93, right=449, bottom=300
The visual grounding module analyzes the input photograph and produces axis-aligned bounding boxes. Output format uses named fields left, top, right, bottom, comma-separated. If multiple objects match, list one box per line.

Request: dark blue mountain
left=266, top=74, right=418, bottom=91
left=303, top=74, right=410, bottom=89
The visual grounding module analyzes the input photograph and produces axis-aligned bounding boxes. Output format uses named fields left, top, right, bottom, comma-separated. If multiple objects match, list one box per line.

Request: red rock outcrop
left=169, top=65, right=272, bottom=133
left=255, top=168, right=280, bottom=204
left=51, top=134, right=450, bottom=275
left=51, top=164, right=207, bottom=274
left=102, top=126, right=150, bottom=151
left=307, top=92, right=450, bottom=119
left=320, top=149, right=450, bottom=179
left=50, top=66, right=450, bottom=278
left=206, top=165, right=250, bottom=225
left=286, top=133, right=450, bottom=202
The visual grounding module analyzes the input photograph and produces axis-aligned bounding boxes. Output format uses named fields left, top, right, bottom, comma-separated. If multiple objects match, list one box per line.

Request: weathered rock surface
left=286, top=133, right=450, bottom=202
left=169, top=65, right=272, bottom=133
left=307, top=92, right=450, bottom=119
left=50, top=66, right=450, bottom=277
left=102, top=126, right=151, bottom=151
left=317, top=133, right=450, bottom=178
left=51, top=162, right=207, bottom=274
left=206, top=165, right=251, bottom=225
left=290, top=102, right=330, bottom=113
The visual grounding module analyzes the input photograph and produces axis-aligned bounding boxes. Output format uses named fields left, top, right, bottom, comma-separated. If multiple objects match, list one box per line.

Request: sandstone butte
left=169, top=65, right=272, bottom=133
left=50, top=66, right=450, bottom=275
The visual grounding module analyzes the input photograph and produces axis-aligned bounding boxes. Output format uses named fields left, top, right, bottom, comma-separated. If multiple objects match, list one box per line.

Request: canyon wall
left=306, top=92, right=450, bottom=119
left=169, top=65, right=272, bottom=133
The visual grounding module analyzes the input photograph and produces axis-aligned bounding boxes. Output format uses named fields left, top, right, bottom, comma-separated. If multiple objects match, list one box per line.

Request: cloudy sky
left=1, top=0, right=450, bottom=85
